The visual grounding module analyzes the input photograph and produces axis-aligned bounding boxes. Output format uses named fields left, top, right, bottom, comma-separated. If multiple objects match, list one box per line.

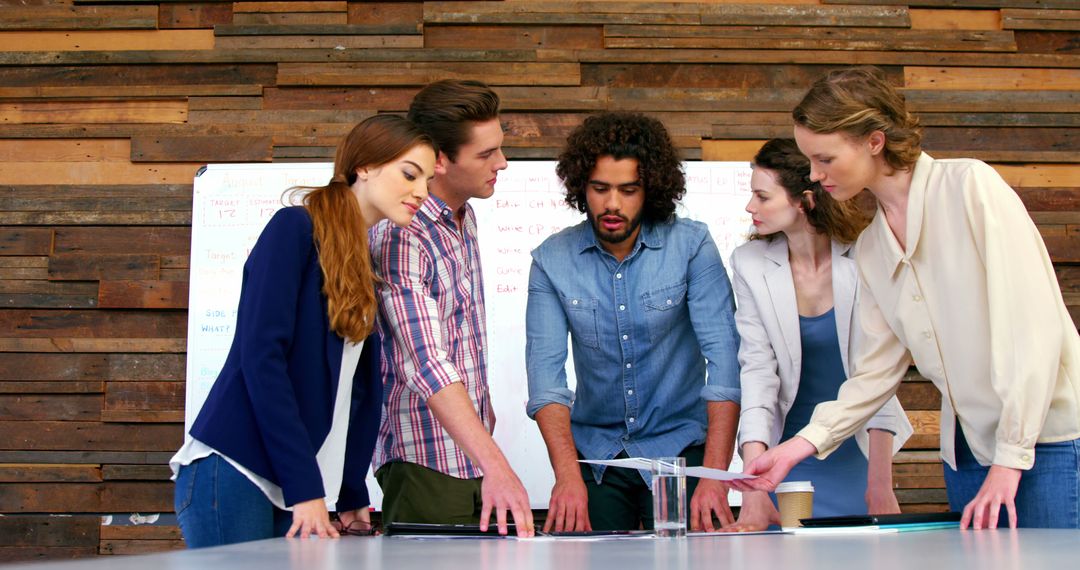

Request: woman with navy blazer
left=725, top=139, right=913, bottom=530
left=170, top=115, right=436, bottom=547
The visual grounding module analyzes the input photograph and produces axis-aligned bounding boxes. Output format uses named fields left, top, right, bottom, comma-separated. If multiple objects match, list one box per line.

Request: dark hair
left=751, top=139, right=870, bottom=244
left=556, top=112, right=684, bottom=224
left=293, top=114, right=434, bottom=340
left=407, top=79, right=500, bottom=161
left=792, top=66, right=922, bottom=171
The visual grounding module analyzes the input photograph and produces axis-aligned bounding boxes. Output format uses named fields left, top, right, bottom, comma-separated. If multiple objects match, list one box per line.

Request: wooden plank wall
left=0, top=0, right=1075, bottom=560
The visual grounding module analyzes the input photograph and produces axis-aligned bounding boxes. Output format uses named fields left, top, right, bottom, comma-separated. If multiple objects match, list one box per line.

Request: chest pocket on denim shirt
left=642, top=281, right=687, bottom=341
left=563, top=296, right=600, bottom=349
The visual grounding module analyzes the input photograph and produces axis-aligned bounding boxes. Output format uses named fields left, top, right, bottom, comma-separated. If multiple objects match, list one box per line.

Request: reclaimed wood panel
left=0, top=30, right=215, bottom=51
left=426, top=24, right=604, bottom=50
left=0, top=212, right=192, bottom=226
left=0, top=382, right=105, bottom=394
left=1015, top=31, right=1080, bottom=54
left=0, top=481, right=174, bottom=512
left=216, top=34, right=421, bottom=49
left=0, top=451, right=175, bottom=465
left=0, top=310, right=187, bottom=339
left=584, top=63, right=872, bottom=89
left=1003, top=9, right=1080, bottom=31
left=0, top=421, right=182, bottom=452
left=213, top=23, right=423, bottom=37
left=48, top=254, right=161, bottom=281
left=348, top=2, right=423, bottom=27
left=98, top=537, right=185, bottom=556
left=994, top=164, right=1080, bottom=187
left=0, top=280, right=98, bottom=310
left=0, top=101, right=187, bottom=125
left=158, top=2, right=234, bottom=30
left=130, top=135, right=272, bottom=162
left=0, top=6, right=157, bottom=31
left=188, top=96, right=262, bottom=110
left=0, top=338, right=186, bottom=353
left=0, top=464, right=102, bottom=483
left=100, top=465, right=172, bottom=481
left=0, top=353, right=185, bottom=382
left=0, top=84, right=263, bottom=99
left=0, top=229, right=53, bottom=256
left=903, top=89, right=1080, bottom=113
left=52, top=227, right=190, bottom=255
left=233, top=2, right=347, bottom=13
left=262, top=86, right=419, bottom=110
left=0, top=139, right=130, bottom=162
left=822, top=0, right=1077, bottom=8
left=277, top=62, right=582, bottom=86
left=700, top=139, right=769, bottom=161
left=103, top=382, right=184, bottom=422
left=897, top=381, right=942, bottom=411
left=2, top=162, right=202, bottom=186
left=905, top=66, right=1080, bottom=90
left=559, top=48, right=1079, bottom=67
left=603, top=26, right=1016, bottom=52
left=97, top=281, right=188, bottom=309
left=908, top=9, right=1001, bottom=30
left=0, top=395, right=101, bottom=422
left=1, top=185, right=192, bottom=213
left=424, top=1, right=701, bottom=25
left=231, top=13, right=348, bottom=26
left=0, top=64, right=277, bottom=88
left=0, top=516, right=100, bottom=555
left=700, top=3, right=909, bottom=27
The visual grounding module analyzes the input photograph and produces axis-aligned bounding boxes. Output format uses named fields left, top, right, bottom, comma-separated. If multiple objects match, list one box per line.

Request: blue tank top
left=780, top=308, right=870, bottom=517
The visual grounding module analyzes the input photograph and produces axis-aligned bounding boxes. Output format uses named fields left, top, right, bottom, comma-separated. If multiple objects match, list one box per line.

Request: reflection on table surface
left=8, top=528, right=1078, bottom=570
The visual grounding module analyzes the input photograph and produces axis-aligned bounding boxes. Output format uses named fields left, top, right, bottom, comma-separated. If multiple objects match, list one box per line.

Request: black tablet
left=799, top=511, right=961, bottom=527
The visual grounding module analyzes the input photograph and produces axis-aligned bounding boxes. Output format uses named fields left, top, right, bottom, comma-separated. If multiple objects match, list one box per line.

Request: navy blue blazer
left=190, top=206, right=382, bottom=511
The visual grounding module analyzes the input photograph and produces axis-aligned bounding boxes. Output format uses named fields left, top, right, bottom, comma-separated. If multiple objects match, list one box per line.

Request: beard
left=588, top=209, right=644, bottom=245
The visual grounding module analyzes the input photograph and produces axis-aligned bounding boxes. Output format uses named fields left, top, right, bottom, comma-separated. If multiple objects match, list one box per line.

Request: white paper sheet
left=578, top=459, right=757, bottom=481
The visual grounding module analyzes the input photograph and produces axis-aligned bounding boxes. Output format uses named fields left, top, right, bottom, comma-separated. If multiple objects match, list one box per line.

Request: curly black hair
left=556, top=112, right=685, bottom=223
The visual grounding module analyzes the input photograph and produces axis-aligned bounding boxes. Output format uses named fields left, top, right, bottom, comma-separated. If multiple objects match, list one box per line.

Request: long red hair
left=294, top=114, right=434, bottom=341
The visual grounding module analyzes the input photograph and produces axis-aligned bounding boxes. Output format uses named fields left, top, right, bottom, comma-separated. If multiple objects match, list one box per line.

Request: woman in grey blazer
left=725, top=139, right=913, bottom=530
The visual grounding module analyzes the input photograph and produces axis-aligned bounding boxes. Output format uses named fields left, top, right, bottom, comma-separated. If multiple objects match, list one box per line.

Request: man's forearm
left=427, top=382, right=510, bottom=472
left=535, top=404, right=583, bottom=480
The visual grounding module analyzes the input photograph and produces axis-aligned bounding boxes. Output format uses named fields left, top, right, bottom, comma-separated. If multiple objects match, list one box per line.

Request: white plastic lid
left=775, top=481, right=814, bottom=493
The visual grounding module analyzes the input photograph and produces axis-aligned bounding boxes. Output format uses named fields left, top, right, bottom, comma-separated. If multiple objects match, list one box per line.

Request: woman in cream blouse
left=726, top=139, right=912, bottom=531
left=731, top=67, right=1080, bottom=530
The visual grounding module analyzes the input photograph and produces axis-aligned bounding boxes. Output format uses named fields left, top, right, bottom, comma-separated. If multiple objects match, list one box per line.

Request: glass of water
left=651, top=456, right=687, bottom=538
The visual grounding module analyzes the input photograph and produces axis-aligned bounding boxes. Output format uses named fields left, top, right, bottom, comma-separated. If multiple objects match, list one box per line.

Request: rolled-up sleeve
left=687, top=231, right=741, bottom=403
left=525, top=256, right=575, bottom=418
left=373, top=225, right=463, bottom=400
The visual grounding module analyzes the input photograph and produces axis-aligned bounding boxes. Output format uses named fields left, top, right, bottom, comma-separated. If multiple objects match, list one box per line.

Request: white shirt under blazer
left=730, top=235, right=913, bottom=457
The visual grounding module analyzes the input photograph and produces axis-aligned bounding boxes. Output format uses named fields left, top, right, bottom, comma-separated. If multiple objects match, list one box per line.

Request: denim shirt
left=525, top=216, right=741, bottom=484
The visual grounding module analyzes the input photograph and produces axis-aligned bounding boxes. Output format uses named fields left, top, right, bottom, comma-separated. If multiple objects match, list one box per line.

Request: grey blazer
left=730, top=236, right=913, bottom=457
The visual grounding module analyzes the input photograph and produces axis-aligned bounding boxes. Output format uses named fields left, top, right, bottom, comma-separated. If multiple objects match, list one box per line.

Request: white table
left=7, top=529, right=1077, bottom=570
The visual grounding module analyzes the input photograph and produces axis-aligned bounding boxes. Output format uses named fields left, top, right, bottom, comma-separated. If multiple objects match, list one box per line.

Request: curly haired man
left=525, top=112, right=742, bottom=533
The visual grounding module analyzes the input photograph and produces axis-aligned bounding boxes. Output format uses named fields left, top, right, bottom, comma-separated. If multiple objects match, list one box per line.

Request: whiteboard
left=186, top=161, right=753, bottom=510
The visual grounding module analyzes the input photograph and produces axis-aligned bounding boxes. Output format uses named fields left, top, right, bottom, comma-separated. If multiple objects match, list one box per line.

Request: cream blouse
left=798, top=153, right=1080, bottom=470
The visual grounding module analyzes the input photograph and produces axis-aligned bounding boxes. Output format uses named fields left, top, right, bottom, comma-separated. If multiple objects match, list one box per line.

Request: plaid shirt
left=370, top=195, right=491, bottom=479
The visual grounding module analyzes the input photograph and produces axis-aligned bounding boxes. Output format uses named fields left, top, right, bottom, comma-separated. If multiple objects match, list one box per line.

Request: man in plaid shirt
left=370, top=80, right=533, bottom=537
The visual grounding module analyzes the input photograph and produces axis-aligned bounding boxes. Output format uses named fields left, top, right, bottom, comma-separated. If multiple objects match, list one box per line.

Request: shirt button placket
left=615, top=266, right=636, bottom=432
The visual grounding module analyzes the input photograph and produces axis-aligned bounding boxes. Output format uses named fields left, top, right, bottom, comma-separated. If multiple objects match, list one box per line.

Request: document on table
left=578, top=458, right=757, bottom=481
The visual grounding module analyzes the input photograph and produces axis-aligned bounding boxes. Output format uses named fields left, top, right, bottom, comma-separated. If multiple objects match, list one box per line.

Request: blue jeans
left=175, top=454, right=293, bottom=548
left=943, top=426, right=1080, bottom=528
